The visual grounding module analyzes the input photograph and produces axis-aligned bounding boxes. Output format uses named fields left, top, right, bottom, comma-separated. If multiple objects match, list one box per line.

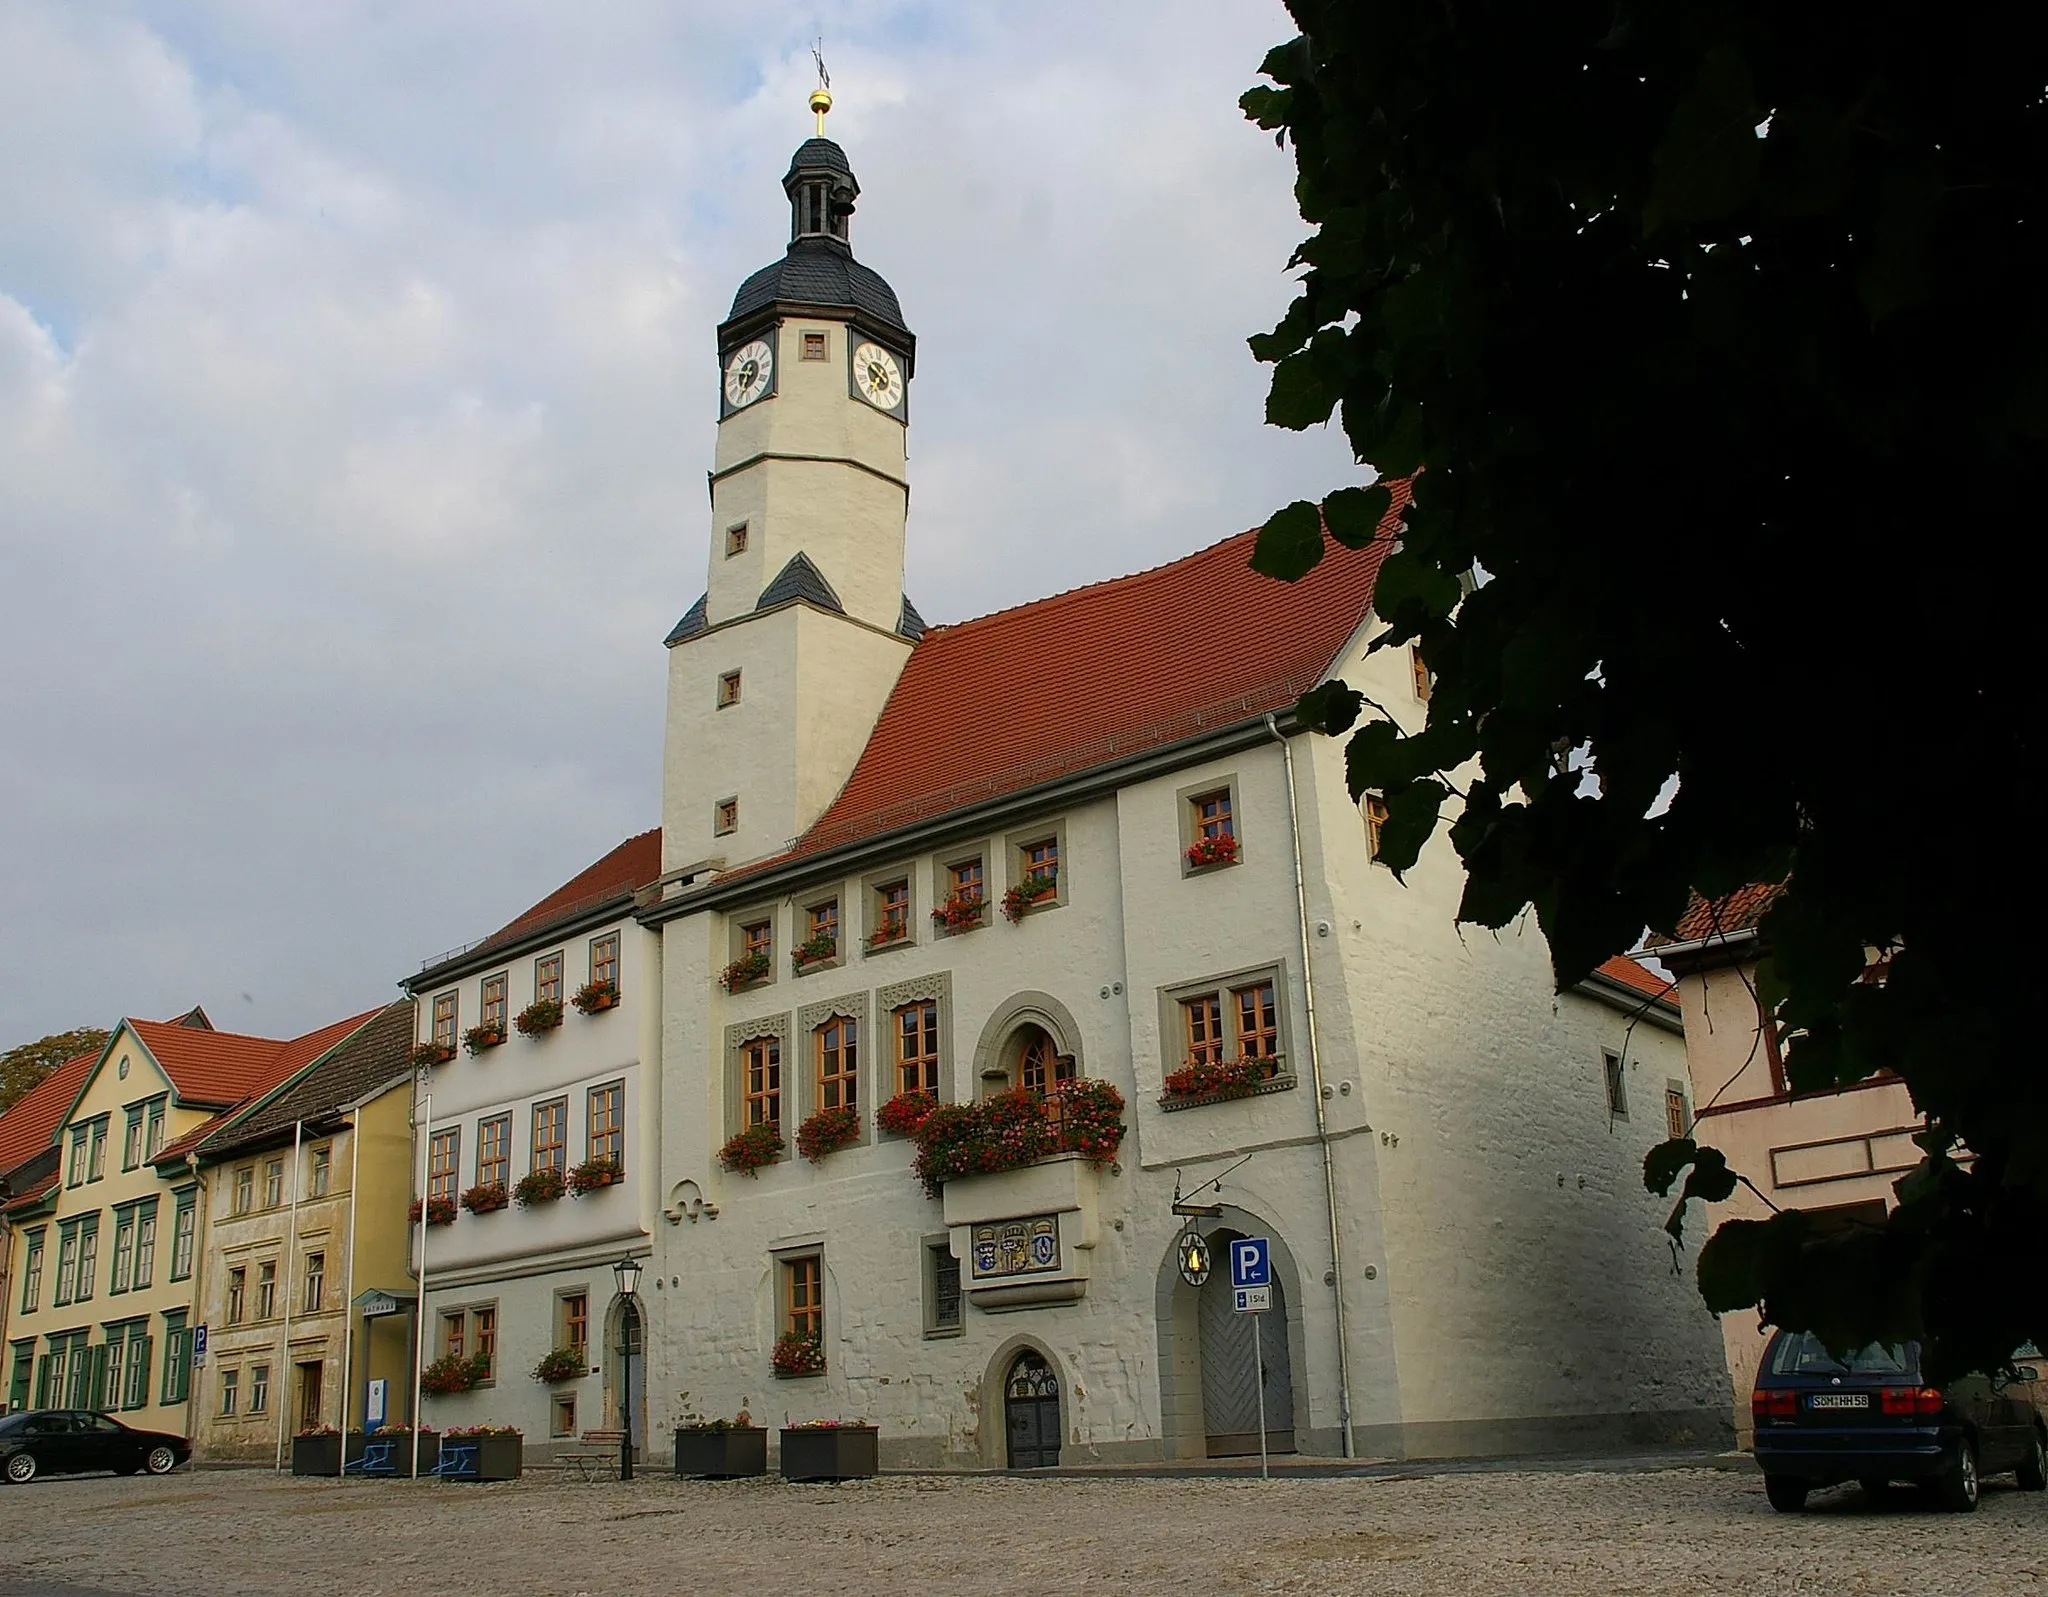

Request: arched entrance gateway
left=602, top=1295, right=645, bottom=1452
left=1154, top=1216, right=1303, bottom=1459
left=1004, top=1350, right=1062, bottom=1468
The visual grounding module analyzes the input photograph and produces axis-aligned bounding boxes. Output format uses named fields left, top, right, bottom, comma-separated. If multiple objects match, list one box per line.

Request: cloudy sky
left=0, top=0, right=1362, bottom=1045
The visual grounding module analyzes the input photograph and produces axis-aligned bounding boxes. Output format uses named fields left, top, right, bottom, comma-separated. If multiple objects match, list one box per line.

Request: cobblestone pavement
left=0, top=1464, right=2042, bottom=1597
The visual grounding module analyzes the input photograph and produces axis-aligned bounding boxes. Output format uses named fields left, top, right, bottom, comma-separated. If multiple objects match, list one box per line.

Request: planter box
left=437, top=1433, right=522, bottom=1480
left=779, top=1426, right=878, bottom=1482
left=674, top=1426, right=768, bottom=1478
left=291, top=1433, right=348, bottom=1475
left=348, top=1431, right=440, bottom=1476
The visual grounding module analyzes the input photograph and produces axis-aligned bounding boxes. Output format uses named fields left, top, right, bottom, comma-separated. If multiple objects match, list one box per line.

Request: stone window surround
left=922, top=1233, right=964, bottom=1339
left=1004, top=819, right=1069, bottom=914
left=1603, top=1048, right=1629, bottom=1118
left=716, top=669, right=742, bottom=709
left=724, top=1012, right=793, bottom=1157
left=1175, top=773, right=1244, bottom=877
left=728, top=903, right=780, bottom=990
left=770, top=1239, right=827, bottom=1373
left=795, top=892, right=845, bottom=977
left=1154, top=961, right=1297, bottom=1108
left=932, top=843, right=994, bottom=935
left=714, top=795, right=740, bottom=836
left=796, top=992, right=872, bottom=1147
left=861, top=862, right=919, bottom=955
left=439, top=1297, right=501, bottom=1386
left=554, top=1285, right=592, bottom=1364
left=970, top=989, right=1086, bottom=1099
left=724, top=520, right=749, bottom=557
left=877, top=971, right=956, bottom=1113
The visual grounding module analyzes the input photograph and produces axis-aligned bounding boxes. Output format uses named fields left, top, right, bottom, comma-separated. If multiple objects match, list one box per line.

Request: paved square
left=0, top=1464, right=2041, bottom=1596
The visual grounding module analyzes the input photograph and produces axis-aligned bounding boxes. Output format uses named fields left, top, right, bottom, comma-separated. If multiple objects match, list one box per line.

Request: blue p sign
left=1229, top=1237, right=1270, bottom=1288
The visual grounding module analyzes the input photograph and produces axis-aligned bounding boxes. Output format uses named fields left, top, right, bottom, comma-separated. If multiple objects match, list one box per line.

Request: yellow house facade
left=187, top=1001, right=419, bottom=1458
left=3, top=1009, right=373, bottom=1435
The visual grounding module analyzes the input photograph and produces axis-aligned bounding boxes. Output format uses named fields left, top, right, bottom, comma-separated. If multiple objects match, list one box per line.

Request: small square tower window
left=714, top=796, right=739, bottom=835
left=717, top=670, right=742, bottom=708
left=725, top=522, right=749, bottom=557
left=801, top=330, right=828, bottom=361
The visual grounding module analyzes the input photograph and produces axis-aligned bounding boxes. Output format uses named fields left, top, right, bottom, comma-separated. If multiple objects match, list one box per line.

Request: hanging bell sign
left=1176, top=1228, right=1212, bottom=1287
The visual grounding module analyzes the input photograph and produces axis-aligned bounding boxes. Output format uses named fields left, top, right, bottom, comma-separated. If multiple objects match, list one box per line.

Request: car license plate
left=1808, top=1393, right=1869, bottom=1409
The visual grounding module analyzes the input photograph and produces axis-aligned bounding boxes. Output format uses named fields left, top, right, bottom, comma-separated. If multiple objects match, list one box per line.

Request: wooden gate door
left=1199, top=1268, right=1296, bottom=1457
left=1004, top=1352, right=1061, bottom=1468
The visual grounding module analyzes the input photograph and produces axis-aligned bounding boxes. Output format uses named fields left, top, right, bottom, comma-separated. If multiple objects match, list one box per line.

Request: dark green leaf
left=1321, top=483, right=1393, bottom=549
left=1250, top=501, right=1325, bottom=582
left=1647, top=47, right=1763, bottom=229
left=1265, top=349, right=1337, bottom=431
left=1644, top=1137, right=1699, bottom=1197
left=1296, top=680, right=1364, bottom=736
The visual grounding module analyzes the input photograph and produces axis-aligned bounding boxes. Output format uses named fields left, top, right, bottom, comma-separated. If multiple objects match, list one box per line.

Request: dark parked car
left=1752, top=1330, right=2048, bottom=1512
left=0, top=1409, right=190, bottom=1484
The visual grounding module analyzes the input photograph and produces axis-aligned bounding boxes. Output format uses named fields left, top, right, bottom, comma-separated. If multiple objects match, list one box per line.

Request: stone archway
left=971, top=991, right=1085, bottom=1099
left=601, top=1294, right=646, bottom=1451
left=1153, top=1208, right=1309, bottom=1460
left=975, top=1335, right=1071, bottom=1470
left=1003, top=1349, right=1063, bottom=1468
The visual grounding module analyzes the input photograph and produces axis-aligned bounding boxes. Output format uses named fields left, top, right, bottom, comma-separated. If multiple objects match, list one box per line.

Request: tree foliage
left=0, top=1028, right=107, bottom=1119
left=1245, top=1, right=2044, bottom=1378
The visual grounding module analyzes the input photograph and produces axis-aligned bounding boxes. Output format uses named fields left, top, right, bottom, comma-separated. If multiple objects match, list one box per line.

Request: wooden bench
left=556, top=1430, right=631, bottom=1481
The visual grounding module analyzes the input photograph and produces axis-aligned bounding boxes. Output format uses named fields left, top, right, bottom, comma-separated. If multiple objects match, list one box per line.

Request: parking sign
left=1229, top=1237, right=1270, bottom=1289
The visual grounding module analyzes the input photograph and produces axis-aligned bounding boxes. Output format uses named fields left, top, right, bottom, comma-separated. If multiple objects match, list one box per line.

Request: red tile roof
left=466, top=828, right=665, bottom=961
left=739, top=487, right=1410, bottom=872
left=1663, top=883, right=1785, bottom=945
left=2, top=1174, right=58, bottom=1215
left=0, top=1051, right=97, bottom=1179
left=129, top=1009, right=378, bottom=1110
left=1594, top=954, right=1675, bottom=1005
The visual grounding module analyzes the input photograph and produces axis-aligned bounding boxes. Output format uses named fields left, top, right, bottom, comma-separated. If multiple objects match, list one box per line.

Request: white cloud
left=0, top=0, right=1359, bottom=1041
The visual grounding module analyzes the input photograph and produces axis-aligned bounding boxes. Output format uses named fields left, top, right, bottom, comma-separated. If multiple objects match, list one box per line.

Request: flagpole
left=338, top=1106, right=360, bottom=1478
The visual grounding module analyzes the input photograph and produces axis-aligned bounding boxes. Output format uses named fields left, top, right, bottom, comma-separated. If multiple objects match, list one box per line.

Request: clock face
left=723, top=339, right=774, bottom=409
left=851, top=342, right=905, bottom=411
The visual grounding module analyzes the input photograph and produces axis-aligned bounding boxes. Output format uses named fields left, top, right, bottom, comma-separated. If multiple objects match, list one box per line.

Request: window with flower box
left=558, top=1289, right=589, bottom=1358
left=895, top=1000, right=939, bottom=1097
left=796, top=898, right=839, bottom=970
left=1003, top=821, right=1068, bottom=917
left=442, top=1311, right=467, bottom=1361
left=477, top=1114, right=510, bottom=1188
left=429, top=1128, right=460, bottom=1205
left=933, top=855, right=985, bottom=933
left=588, top=1082, right=623, bottom=1166
left=784, top=1254, right=822, bottom=1344
left=533, top=1099, right=567, bottom=1173
left=1158, top=966, right=1294, bottom=1108
left=1016, top=1026, right=1073, bottom=1094
left=432, top=992, right=458, bottom=1054
left=481, top=973, right=508, bottom=1032
left=871, top=877, right=910, bottom=946
left=590, top=933, right=619, bottom=991
left=744, top=1037, right=781, bottom=1128
left=535, top=952, right=564, bottom=1006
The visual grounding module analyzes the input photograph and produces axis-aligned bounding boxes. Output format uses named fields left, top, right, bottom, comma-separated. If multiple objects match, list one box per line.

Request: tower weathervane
left=809, top=43, right=832, bottom=135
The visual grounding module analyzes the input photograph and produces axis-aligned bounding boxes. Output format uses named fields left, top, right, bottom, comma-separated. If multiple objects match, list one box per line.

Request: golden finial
left=809, top=43, right=832, bottom=135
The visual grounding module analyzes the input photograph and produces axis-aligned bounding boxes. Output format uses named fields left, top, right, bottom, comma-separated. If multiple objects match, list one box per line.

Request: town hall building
left=408, top=98, right=1730, bottom=1466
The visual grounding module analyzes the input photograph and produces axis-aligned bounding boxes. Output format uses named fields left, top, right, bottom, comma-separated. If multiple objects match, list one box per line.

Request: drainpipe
left=274, top=1119, right=303, bottom=1471
left=1266, top=713, right=1357, bottom=1458
left=338, top=1105, right=360, bottom=1472
left=183, top=1154, right=210, bottom=1451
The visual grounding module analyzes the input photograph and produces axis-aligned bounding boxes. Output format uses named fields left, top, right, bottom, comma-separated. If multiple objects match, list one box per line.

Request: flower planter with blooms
left=571, top=980, right=618, bottom=1015
left=409, top=1195, right=458, bottom=1227
left=930, top=892, right=986, bottom=933
left=531, top=1347, right=586, bottom=1384
left=790, top=933, right=838, bottom=972
left=410, top=1042, right=453, bottom=1070
left=1161, top=1054, right=1278, bottom=1103
left=718, top=1122, right=783, bottom=1175
left=514, top=1167, right=566, bottom=1207
left=419, top=1352, right=489, bottom=1396
left=864, top=923, right=908, bottom=952
left=909, top=1079, right=1126, bottom=1198
left=460, top=1181, right=509, bottom=1216
left=771, top=1332, right=827, bottom=1378
left=462, top=1024, right=506, bottom=1056
left=515, top=998, right=564, bottom=1037
left=719, top=952, right=772, bottom=991
left=1001, top=873, right=1059, bottom=923
left=566, top=1155, right=622, bottom=1196
left=875, top=1090, right=938, bottom=1138
left=1185, top=832, right=1241, bottom=869
left=796, top=1105, right=860, bottom=1163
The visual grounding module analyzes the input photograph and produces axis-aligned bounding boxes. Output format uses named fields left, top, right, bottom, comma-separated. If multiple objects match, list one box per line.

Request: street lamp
left=613, top=1256, right=643, bottom=1481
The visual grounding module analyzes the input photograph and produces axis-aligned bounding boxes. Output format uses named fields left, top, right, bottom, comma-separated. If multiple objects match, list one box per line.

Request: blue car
left=1752, top=1330, right=2047, bottom=1512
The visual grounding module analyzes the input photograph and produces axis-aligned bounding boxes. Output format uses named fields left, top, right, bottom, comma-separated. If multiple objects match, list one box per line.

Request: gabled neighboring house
left=1651, top=885, right=1926, bottom=1443
left=179, top=1000, right=416, bottom=1460
left=0, top=1048, right=103, bottom=1405
left=0, top=1007, right=376, bottom=1435
left=399, top=832, right=660, bottom=1452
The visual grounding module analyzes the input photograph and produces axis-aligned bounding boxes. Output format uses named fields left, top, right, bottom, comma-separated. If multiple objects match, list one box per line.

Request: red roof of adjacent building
left=468, top=828, right=665, bottom=960
left=129, top=1009, right=379, bottom=1110
left=1593, top=954, right=1675, bottom=1005
left=0, top=1051, right=98, bottom=1180
left=1663, top=883, right=1785, bottom=944
left=747, top=489, right=1409, bottom=870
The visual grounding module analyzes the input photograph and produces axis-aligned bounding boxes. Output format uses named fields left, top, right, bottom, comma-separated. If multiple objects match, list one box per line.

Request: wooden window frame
left=481, top=973, right=508, bottom=1031
left=535, top=952, right=565, bottom=1006
left=1665, top=1082, right=1691, bottom=1141
left=428, top=1128, right=460, bottom=1204
left=248, top=1362, right=270, bottom=1415
left=477, top=1113, right=511, bottom=1188
left=814, top=1016, right=859, bottom=1115
left=256, top=1259, right=277, bottom=1320
left=1410, top=643, right=1432, bottom=702
left=309, top=1144, right=331, bottom=1198
left=724, top=521, right=749, bottom=558
left=742, top=1035, right=782, bottom=1130
left=226, top=1266, right=247, bottom=1326
left=800, top=897, right=841, bottom=971
left=558, top=1289, right=590, bottom=1360
left=304, top=1251, right=325, bottom=1314
left=1004, top=819, right=1070, bottom=912
left=86, top=1118, right=107, bottom=1182
left=780, top=1252, right=823, bottom=1346
left=717, top=670, right=743, bottom=708
left=442, top=1310, right=467, bottom=1362
left=219, top=1366, right=240, bottom=1417
left=232, top=1165, right=254, bottom=1215
left=801, top=329, right=829, bottom=361
left=590, top=933, right=620, bottom=991
left=532, top=1098, right=568, bottom=1174
left=551, top=1393, right=578, bottom=1437
left=473, top=1305, right=498, bottom=1382
left=1363, top=792, right=1389, bottom=862
left=110, top=1209, right=135, bottom=1295
left=1157, top=963, right=1297, bottom=1103
left=263, top=1158, right=284, bottom=1209
left=1181, top=993, right=1225, bottom=1069
left=871, top=876, right=911, bottom=947
left=1233, top=980, right=1280, bottom=1060
left=587, top=1081, right=625, bottom=1167
left=893, top=998, right=940, bottom=1099
left=714, top=795, right=739, bottom=835
left=432, top=992, right=458, bottom=1052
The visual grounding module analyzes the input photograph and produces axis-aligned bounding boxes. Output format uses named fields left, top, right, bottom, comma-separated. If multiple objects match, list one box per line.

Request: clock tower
left=661, top=90, right=924, bottom=873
